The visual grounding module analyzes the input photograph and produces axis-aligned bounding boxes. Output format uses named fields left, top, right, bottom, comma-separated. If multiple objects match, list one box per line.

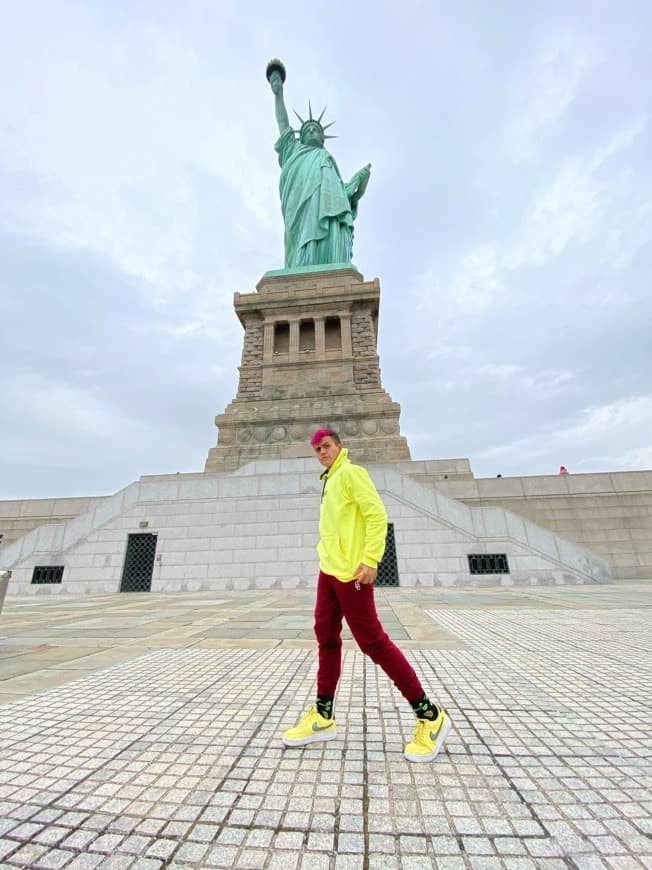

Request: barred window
left=32, top=565, right=64, bottom=584
left=468, top=554, right=509, bottom=575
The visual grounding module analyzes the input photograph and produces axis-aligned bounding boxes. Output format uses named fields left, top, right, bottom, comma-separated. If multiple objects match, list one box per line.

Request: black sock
left=411, top=694, right=440, bottom=720
left=316, top=694, right=334, bottom=719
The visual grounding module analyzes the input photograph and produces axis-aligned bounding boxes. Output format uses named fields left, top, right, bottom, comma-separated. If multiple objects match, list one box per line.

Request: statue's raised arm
left=267, top=59, right=290, bottom=135
left=265, top=58, right=371, bottom=270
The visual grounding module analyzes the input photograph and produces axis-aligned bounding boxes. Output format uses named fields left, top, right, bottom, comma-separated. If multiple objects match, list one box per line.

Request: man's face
left=313, top=436, right=342, bottom=469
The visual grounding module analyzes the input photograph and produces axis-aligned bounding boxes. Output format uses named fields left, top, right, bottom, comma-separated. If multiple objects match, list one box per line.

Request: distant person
left=281, top=428, right=451, bottom=763
left=559, top=465, right=569, bottom=475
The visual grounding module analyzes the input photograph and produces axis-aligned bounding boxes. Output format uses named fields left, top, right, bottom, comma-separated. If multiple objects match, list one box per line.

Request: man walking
left=281, top=429, right=451, bottom=762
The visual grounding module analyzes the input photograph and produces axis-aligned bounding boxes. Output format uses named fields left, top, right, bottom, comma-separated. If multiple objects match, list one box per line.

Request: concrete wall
left=1, top=464, right=650, bottom=581
left=0, top=496, right=106, bottom=550
left=0, top=460, right=473, bottom=549
left=0, top=463, right=611, bottom=594
left=416, top=470, right=652, bottom=581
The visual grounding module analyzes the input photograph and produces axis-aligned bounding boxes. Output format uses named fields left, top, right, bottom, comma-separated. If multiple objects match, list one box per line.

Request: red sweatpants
left=314, top=570, right=424, bottom=704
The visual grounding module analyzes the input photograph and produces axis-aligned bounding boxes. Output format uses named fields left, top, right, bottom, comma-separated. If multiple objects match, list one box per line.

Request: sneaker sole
left=282, top=730, right=337, bottom=747
left=404, top=716, right=452, bottom=763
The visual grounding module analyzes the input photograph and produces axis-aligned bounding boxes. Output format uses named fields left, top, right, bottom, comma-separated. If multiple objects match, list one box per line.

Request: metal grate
left=376, top=523, right=399, bottom=586
left=120, top=533, right=157, bottom=592
left=468, top=553, right=510, bottom=575
left=32, top=565, right=64, bottom=584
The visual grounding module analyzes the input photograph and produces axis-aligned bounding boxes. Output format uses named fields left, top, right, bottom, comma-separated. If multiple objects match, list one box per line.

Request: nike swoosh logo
left=312, top=722, right=333, bottom=731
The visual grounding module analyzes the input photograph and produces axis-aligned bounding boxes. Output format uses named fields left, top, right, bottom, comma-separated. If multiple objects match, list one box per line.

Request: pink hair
left=310, top=428, right=341, bottom=446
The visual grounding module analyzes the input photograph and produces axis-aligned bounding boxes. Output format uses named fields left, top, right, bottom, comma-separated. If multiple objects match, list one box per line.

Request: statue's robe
left=275, top=128, right=355, bottom=268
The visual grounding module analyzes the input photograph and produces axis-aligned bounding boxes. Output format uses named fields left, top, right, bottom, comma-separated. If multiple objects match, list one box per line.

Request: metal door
left=120, top=533, right=157, bottom=592
left=376, top=523, right=400, bottom=586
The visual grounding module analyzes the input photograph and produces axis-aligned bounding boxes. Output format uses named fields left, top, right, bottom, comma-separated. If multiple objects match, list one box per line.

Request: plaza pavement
left=0, top=581, right=650, bottom=870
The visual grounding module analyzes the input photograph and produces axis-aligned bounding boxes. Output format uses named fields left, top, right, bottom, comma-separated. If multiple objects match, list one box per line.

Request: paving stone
left=268, top=852, right=300, bottom=869
left=90, top=856, right=132, bottom=869
left=467, top=858, right=503, bottom=870
left=33, top=849, right=75, bottom=869
left=333, top=855, right=364, bottom=870
left=64, top=854, right=105, bottom=870
left=366, top=833, right=395, bottom=854
left=300, top=853, right=331, bottom=870
left=119, top=834, right=152, bottom=855
left=0, top=587, right=650, bottom=870
left=400, top=857, right=437, bottom=870
left=32, top=826, right=70, bottom=847
left=144, top=838, right=177, bottom=861
left=185, top=823, right=216, bottom=843
left=434, top=858, right=467, bottom=869
left=88, top=833, right=125, bottom=854
left=568, top=856, right=611, bottom=869
left=126, top=860, right=163, bottom=870
left=274, top=830, right=304, bottom=850
left=172, top=840, right=209, bottom=863
left=501, top=859, right=539, bottom=870
left=398, top=834, right=428, bottom=853
left=203, top=844, right=239, bottom=867
left=605, top=858, right=648, bottom=870
left=5, top=842, right=49, bottom=866
left=60, top=830, right=97, bottom=851
left=368, top=857, right=400, bottom=870
left=245, top=828, right=274, bottom=848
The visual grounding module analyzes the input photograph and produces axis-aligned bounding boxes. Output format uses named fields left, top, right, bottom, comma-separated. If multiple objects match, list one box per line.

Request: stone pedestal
left=205, top=267, right=411, bottom=471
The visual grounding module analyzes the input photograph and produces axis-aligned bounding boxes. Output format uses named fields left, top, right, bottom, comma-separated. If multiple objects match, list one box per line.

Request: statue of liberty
left=266, top=59, right=371, bottom=269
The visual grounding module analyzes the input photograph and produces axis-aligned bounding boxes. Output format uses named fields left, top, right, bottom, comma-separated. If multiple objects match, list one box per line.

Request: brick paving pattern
left=0, top=586, right=650, bottom=868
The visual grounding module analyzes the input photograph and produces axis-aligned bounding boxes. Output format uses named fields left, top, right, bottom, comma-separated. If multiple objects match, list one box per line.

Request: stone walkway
left=0, top=582, right=650, bottom=869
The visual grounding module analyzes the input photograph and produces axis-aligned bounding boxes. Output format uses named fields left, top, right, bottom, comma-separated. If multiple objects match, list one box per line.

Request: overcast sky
left=1, top=1, right=650, bottom=499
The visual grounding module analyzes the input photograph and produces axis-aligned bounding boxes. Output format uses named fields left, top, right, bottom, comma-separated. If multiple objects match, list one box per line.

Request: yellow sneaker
left=404, top=708, right=451, bottom=763
left=282, top=705, right=337, bottom=747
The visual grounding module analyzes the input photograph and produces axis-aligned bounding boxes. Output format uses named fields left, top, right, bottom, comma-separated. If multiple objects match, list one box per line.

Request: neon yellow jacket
left=317, top=448, right=388, bottom=582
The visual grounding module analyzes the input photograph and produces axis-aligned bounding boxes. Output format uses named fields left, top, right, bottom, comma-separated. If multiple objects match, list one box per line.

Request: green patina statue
left=266, top=59, right=371, bottom=270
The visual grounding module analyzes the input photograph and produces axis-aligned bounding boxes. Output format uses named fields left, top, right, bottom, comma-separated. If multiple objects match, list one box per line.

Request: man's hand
left=354, top=563, right=377, bottom=585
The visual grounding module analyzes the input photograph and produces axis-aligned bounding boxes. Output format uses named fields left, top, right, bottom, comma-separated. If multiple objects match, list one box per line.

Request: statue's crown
left=294, top=102, right=336, bottom=140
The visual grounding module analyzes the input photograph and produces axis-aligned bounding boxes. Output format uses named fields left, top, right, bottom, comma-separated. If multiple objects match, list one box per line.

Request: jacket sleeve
left=347, top=466, right=388, bottom=568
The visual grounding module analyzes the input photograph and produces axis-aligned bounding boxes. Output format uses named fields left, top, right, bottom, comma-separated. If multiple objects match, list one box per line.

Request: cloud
left=0, top=6, right=280, bottom=305
left=477, top=363, right=522, bottom=380
left=2, top=374, right=117, bottom=440
left=413, top=109, right=649, bottom=338
left=1, top=4, right=651, bottom=499
left=620, top=445, right=652, bottom=469
left=568, top=395, right=652, bottom=441
left=504, top=35, right=593, bottom=164
left=0, top=231, right=240, bottom=496
left=516, top=117, right=650, bottom=271
left=476, top=395, right=652, bottom=473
